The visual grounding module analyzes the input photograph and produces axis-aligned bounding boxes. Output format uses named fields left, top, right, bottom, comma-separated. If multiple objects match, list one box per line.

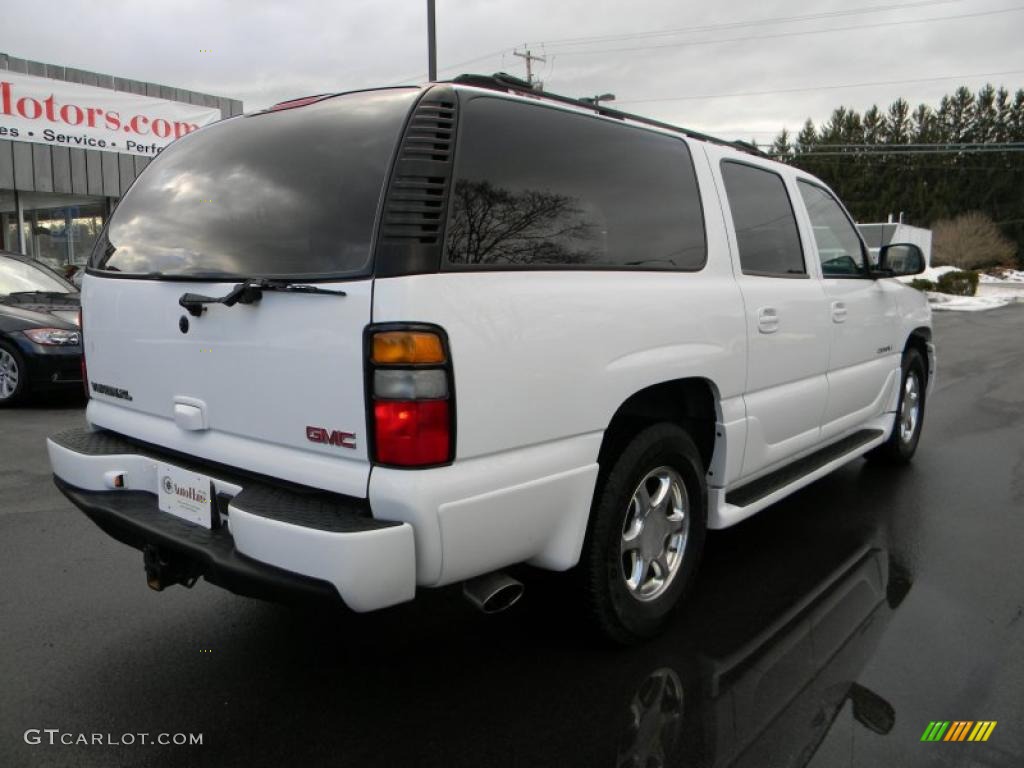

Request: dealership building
left=0, top=52, right=242, bottom=272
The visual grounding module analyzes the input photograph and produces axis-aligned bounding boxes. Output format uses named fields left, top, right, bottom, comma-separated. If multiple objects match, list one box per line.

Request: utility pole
left=427, top=0, right=437, bottom=82
left=513, top=47, right=546, bottom=90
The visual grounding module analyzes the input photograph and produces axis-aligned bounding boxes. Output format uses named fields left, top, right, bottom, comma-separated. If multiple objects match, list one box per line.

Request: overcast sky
left=4, top=0, right=1022, bottom=142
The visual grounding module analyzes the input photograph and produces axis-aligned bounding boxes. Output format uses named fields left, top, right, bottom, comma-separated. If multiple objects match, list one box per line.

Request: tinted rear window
left=92, top=89, right=418, bottom=279
left=444, top=97, right=706, bottom=270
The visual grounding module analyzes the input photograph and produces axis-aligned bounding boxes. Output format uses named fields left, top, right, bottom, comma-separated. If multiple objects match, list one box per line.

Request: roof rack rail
left=448, top=73, right=769, bottom=158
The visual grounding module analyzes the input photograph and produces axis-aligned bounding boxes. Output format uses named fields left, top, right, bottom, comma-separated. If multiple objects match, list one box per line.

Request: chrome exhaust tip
left=463, top=571, right=524, bottom=614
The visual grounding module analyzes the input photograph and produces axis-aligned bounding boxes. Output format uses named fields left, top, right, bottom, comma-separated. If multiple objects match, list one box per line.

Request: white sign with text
left=0, top=70, right=223, bottom=156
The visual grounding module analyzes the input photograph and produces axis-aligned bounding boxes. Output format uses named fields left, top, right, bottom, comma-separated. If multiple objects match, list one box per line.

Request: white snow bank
left=979, top=268, right=1024, bottom=283
left=895, top=265, right=958, bottom=284
left=921, top=266, right=959, bottom=281
left=926, top=292, right=1016, bottom=312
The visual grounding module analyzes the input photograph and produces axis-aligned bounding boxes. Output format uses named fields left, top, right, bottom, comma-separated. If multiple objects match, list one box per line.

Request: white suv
left=47, top=75, right=934, bottom=641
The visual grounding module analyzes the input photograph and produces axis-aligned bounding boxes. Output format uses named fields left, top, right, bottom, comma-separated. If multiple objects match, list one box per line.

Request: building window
left=18, top=192, right=107, bottom=271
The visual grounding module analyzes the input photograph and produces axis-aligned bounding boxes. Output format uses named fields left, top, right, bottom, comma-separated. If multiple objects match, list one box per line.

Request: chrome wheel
left=0, top=348, right=19, bottom=400
left=899, top=371, right=920, bottom=443
left=620, top=466, right=689, bottom=602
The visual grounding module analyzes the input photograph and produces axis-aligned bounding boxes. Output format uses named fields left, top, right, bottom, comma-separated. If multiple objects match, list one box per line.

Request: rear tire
left=582, top=423, right=707, bottom=644
left=0, top=340, right=28, bottom=407
left=866, top=347, right=926, bottom=464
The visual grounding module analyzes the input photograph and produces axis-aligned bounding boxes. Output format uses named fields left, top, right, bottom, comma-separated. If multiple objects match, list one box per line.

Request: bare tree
left=931, top=212, right=1016, bottom=269
left=445, top=180, right=598, bottom=266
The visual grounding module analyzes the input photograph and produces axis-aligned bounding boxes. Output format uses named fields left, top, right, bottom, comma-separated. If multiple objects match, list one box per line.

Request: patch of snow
left=895, top=265, right=958, bottom=284
left=926, top=292, right=1016, bottom=312
left=980, top=268, right=1024, bottom=283
left=921, top=265, right=960, bottom=281
left=977, top=282, right=1024, bottom=299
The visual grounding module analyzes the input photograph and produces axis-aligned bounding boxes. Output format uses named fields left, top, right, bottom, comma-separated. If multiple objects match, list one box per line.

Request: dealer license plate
left=157, top=463, right=214, bottom=529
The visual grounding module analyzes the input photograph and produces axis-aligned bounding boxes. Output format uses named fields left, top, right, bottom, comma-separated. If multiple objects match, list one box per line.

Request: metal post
left=427, top=0, right=437, bottom=82
left=65, top=208, right=75, bottom=266
left=15, top=190, right=27, bottom=255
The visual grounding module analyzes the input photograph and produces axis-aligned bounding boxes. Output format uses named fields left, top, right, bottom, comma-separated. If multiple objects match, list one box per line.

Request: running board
left=713, top=428, right=885, bottom=528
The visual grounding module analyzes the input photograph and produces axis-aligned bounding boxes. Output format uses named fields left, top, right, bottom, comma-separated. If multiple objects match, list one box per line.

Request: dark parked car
left=0, top=251, right=82, bottom=405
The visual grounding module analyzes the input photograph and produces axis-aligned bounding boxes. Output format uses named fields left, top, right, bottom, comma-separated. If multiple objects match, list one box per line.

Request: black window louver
left=378, top=91, right=458, bottom=254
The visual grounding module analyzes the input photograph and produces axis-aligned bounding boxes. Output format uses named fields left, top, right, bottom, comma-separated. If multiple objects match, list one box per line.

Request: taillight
left=79, top=307, right=89, bottom=398
left=366, top=326, right=454, bottom=467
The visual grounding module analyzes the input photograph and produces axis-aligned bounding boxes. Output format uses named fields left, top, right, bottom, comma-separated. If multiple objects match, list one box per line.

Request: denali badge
left=306, top=426, right=357, bottom=449
left=91, top=381, right=134, bottom=401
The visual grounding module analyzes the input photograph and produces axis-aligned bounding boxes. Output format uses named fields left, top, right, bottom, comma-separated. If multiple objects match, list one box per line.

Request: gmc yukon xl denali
left=47, top=75, right=934, bottom=641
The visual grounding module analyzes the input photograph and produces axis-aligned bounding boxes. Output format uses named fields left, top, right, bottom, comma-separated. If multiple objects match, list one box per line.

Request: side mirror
left=877, top=243, right=925, bottom=277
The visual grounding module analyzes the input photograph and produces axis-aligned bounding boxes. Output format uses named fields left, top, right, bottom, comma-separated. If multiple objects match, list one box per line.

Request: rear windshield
left=91, top=88, right=418, bottom=279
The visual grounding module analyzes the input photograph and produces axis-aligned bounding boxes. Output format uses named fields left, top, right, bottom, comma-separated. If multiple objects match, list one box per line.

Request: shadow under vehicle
left=95, top=503, right=910, bottom=768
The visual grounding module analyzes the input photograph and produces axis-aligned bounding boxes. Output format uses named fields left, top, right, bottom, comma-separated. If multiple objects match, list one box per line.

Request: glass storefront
left=0, top=190, right=109, bottom=277
left=20, top=192, right=108, bottom=270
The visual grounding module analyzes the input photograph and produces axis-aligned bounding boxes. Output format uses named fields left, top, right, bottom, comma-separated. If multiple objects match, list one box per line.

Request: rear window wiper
left=8, top=290, right=73, bottom=299
left=179, top=278, right=347, bottom=317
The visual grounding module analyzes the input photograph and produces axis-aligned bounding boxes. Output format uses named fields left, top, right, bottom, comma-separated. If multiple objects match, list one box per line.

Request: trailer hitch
left=143, top=545, right=201, bottom=591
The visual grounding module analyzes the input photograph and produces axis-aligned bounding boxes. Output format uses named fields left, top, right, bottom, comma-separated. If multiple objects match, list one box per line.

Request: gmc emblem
left=306, top=426, right=357, bottom=450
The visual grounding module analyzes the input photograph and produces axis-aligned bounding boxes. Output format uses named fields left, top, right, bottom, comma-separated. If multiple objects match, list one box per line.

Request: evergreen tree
left=795, top=119, right=817, bottom=151
left=863, top=106, right=884, bottom=144
left=770, top=128, right=793, bottom=160
left=884, top=98, right=912, bottom=143
left=776, top=82, right=1024, bottom=265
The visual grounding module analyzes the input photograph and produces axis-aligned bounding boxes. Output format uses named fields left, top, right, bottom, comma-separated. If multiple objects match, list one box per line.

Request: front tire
left=0, top=340, right=28, bottom=406
left=583, top=423, right=707, bottom=643
left=867, top=347, right=926, bottom=464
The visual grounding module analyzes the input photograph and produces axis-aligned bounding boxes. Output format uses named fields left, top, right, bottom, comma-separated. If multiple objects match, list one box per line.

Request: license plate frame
left=157, top=463, right=214, bottom=529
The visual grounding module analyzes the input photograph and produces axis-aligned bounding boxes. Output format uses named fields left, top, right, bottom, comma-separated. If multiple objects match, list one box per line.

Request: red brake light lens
left=373, top=400, right=450, bottom=466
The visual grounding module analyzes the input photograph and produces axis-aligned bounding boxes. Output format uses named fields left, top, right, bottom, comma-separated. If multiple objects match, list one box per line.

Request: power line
left=785, top=147, right=1024, bottom=156
left=616, top=69, right=1024, bottom=104
left=382, top=2, right=972, bottom=87
left=385, top=47, right=511, bottom=86
left=531, top=0, right=960, bottom=48
left=788, top=142, right=1024, bottom=149
left=544, top=6, right=1024, bottom=58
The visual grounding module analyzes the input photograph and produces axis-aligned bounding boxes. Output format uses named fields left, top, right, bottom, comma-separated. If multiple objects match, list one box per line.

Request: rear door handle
left=831, top=301, right=848, bottom=323
left=757, top=307, right=779, bottom=334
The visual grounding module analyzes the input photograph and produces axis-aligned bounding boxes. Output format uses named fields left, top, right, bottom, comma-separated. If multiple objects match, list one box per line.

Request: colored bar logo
left=921, top=721, right=997, bottom=742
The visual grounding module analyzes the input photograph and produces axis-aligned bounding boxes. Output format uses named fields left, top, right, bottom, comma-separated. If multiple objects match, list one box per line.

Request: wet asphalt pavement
left=1, top=306, right=1022, bottom=768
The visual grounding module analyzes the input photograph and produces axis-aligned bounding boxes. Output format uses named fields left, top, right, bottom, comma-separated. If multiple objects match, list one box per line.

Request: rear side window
left=797, top=181, right=868, bottom=276
left=720, top=161, right=805, bottom=277
left=92, top=88, right=419, bottom=279
left=443, top=97, right=706, bottom=270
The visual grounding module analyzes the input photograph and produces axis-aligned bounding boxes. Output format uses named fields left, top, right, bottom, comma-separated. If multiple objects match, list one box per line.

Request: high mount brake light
left=367, top=326, right=454, bottom=467
left=266, top=94, right=331, bottom=112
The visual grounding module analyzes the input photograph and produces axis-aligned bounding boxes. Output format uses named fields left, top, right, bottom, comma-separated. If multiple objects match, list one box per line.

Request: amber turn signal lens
left=372, top=332, right=446, bottom=364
